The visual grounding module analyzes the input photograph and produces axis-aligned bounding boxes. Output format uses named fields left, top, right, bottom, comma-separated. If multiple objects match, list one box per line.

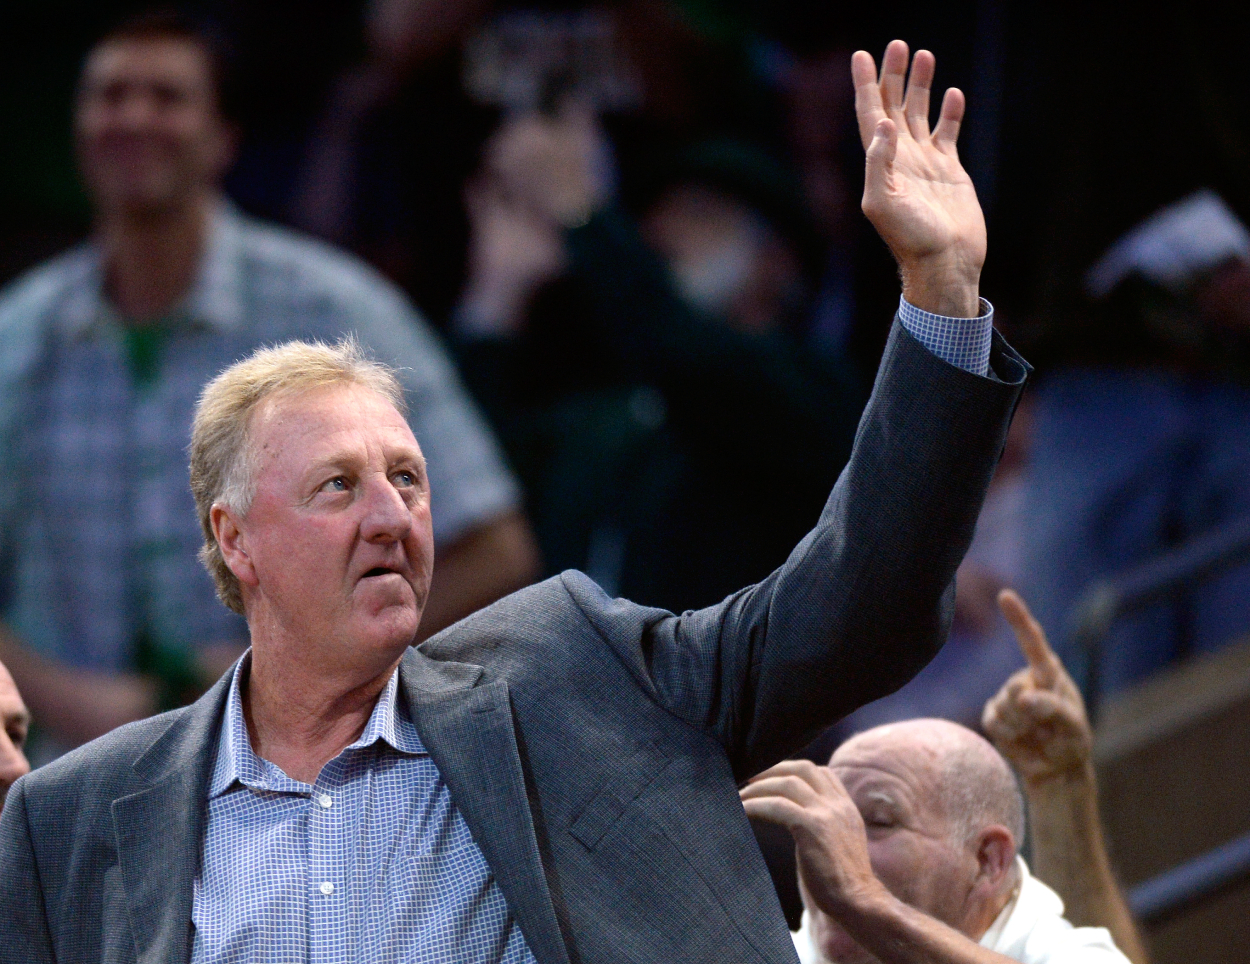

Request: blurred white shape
left=1086, top=189, right=1250, bottom=298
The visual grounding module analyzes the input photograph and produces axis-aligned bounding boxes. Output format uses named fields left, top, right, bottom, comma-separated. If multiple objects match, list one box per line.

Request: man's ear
left=211, top=503, right=258, bottom=588
left=973, top=824, right=1016, bottom=889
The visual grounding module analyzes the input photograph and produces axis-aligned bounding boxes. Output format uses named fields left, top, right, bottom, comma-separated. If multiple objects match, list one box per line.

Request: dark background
left=6, top=1, right=1250, bottom=368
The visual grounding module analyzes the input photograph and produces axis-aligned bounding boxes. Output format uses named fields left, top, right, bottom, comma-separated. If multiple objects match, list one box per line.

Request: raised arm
left=983, top=591, right=1150, bottom=964
left=601, top=43, right=1027, bottom=777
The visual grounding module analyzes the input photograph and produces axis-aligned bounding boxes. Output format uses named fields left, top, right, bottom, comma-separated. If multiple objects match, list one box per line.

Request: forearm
left=417, top=510, right=541, bottom=640
left=836, top=890, right=1016, bottom=964
left=665, top=318, right=1025, bottom=776
left=1026, top=768, right=1150, bottom=964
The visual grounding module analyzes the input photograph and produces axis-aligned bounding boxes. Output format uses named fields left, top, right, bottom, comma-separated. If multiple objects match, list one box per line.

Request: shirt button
left=319, top=881, right=334, bottom=896
left=317, top=794, right=333, bottom=809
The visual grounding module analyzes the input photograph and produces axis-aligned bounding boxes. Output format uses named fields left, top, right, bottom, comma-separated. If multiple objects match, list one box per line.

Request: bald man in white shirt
left=743, top=718, right=1130, bottom=964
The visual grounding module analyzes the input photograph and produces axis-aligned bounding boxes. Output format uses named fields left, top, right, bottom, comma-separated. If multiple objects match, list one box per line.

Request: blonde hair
left=189, top=338, right=405, bottom=614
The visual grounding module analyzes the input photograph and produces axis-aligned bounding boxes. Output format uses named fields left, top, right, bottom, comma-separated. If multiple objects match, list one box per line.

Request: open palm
left=853, top=41, right=986, bottom=315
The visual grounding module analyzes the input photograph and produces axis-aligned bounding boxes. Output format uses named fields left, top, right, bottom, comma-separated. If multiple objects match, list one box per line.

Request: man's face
left=231, top=384, right=434, bottom=668
left=0, top=662, right=31, bottom=813
left=808, top=728, right=978, bottom=963
left=74, top=37, right=233, bottom=217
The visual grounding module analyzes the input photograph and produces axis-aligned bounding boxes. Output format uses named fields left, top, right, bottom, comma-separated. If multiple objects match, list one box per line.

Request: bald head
left=834, top=719, right=1025, bottom=849
left=802, top=718, right=1024, bottom=958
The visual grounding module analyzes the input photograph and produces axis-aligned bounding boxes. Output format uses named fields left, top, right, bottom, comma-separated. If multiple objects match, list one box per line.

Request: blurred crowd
left=2, top=1, right=1250, bottom=959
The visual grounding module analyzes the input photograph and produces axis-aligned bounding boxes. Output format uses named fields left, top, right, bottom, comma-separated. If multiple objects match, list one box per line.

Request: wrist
left=900, top=252, right=982, bottom=317
left=827, top=884, right=914, bottom=957
left=816, top=875, right=896, bottom=927
left=1023, top=759, right=1097, bottom=799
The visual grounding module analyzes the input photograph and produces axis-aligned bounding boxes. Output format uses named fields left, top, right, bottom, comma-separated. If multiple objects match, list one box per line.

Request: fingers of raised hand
left=851, top=50, right=885, bottom=149
left=932, top=87, right=966, bottom=155
left=742, top=771, right=827, bottom=833
left=742, top=761, right=850, bottom=818
left=861, top=119, right=898, bottom=222
left=878, top=40, right=910, bottom=124
left=903, top=49, right=935, bottom=141
left=1016, top=688, right=1077, bottom=725
left=998, top=589, right=1060, bottom=689
left=744, top=760, right=832, bottom=797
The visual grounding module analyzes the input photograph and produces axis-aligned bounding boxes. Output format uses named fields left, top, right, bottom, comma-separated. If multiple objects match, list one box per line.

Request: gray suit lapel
left=112, top=675, right=230, bottom=964
left=401, top=650, right=571, bottom=964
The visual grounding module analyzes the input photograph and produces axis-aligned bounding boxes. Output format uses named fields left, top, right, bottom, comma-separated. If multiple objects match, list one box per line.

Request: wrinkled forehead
left=250, top=382, right=415, bottom=452
left=831, top=725, right=948, bottom=799
left=248, top=382, right=425, bottom=480
left=80, top=36, right=215, bottom=96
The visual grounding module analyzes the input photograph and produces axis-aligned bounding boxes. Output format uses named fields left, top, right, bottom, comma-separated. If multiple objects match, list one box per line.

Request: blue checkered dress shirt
left=897, top=296, right=994, bottom=376
left=191, top=655, right=537, bottom=963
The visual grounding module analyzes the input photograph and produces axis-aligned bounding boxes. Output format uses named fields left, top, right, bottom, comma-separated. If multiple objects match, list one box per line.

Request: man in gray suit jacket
left=0, top=41, right=1028, bottom=964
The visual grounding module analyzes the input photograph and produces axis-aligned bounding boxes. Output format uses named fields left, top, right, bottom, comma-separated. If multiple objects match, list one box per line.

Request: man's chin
left=94, top=176, right=188, bottom=219
left=361, top=605, right=421, bottom=644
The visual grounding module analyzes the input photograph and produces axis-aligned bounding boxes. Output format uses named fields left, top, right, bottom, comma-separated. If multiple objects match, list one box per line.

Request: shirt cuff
left=897, top=295, right=994, bottom=376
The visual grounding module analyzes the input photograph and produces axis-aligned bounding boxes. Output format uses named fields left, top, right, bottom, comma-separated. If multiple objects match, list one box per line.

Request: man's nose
left=112, top=91, right=162, bottom=130
left=360, top=476, right=413, bottom=542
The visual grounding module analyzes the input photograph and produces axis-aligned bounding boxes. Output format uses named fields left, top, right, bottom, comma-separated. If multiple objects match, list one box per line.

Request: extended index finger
left=998, top=589, right=1059, bottom=688
left=851, top=50, right=886, bottom=149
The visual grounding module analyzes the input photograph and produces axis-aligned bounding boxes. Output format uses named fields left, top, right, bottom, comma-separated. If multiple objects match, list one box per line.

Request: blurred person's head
left=1086, top=188, right=1250, bottom=330
left=0, top=659, right=32, bottom=812
left=75, top=10, right=237, bottom=222
left=639, top=141, right=815, bottom=335
left=808, top=719, right=1023, bottom=963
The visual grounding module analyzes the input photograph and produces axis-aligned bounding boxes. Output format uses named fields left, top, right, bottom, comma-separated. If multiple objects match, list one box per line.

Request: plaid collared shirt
left=191, top=656, right=537, bottom=963
left=0, top=201, right=518, bottom=724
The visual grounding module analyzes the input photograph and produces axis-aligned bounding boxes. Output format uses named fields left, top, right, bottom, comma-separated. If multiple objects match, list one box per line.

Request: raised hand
left=459, top=178, right=568, bottom=336
left=740, top=759, right=886, bottom=919
left=852, top=41, right=985, bottom=317
left=982, top=589, right=1094, bottom=788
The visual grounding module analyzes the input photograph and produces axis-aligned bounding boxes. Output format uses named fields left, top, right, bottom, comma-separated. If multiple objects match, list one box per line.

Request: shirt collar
left=207, top=651, right=426, bottom=800
left=978, top=857, right=1063, bottom=953
left=58, top=197, right=245, bottom=341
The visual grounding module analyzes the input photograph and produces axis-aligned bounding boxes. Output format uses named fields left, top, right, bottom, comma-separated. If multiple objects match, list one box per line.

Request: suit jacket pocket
left=569, top=741, right=673, bottom=850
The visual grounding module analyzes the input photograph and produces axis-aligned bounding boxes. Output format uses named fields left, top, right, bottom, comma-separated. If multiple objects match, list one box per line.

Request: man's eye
left=393, top=471, right=417, bottom=488
left=322, top=477, right=349, bottom=493
left=8, top=727, right=26, bottom=750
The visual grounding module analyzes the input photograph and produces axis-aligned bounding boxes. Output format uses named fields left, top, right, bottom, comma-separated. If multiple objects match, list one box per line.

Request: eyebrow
left=305, top=449, right=427, bottom=478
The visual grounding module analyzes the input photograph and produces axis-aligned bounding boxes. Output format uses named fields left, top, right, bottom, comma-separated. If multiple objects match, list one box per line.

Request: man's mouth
left=361, top=566, right=401, bottom=580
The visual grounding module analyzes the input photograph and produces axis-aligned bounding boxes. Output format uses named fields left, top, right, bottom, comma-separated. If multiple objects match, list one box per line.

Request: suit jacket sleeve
left=615, top=317, right=1028, bottom=781
left=0, top=778, right=57, bottom=963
